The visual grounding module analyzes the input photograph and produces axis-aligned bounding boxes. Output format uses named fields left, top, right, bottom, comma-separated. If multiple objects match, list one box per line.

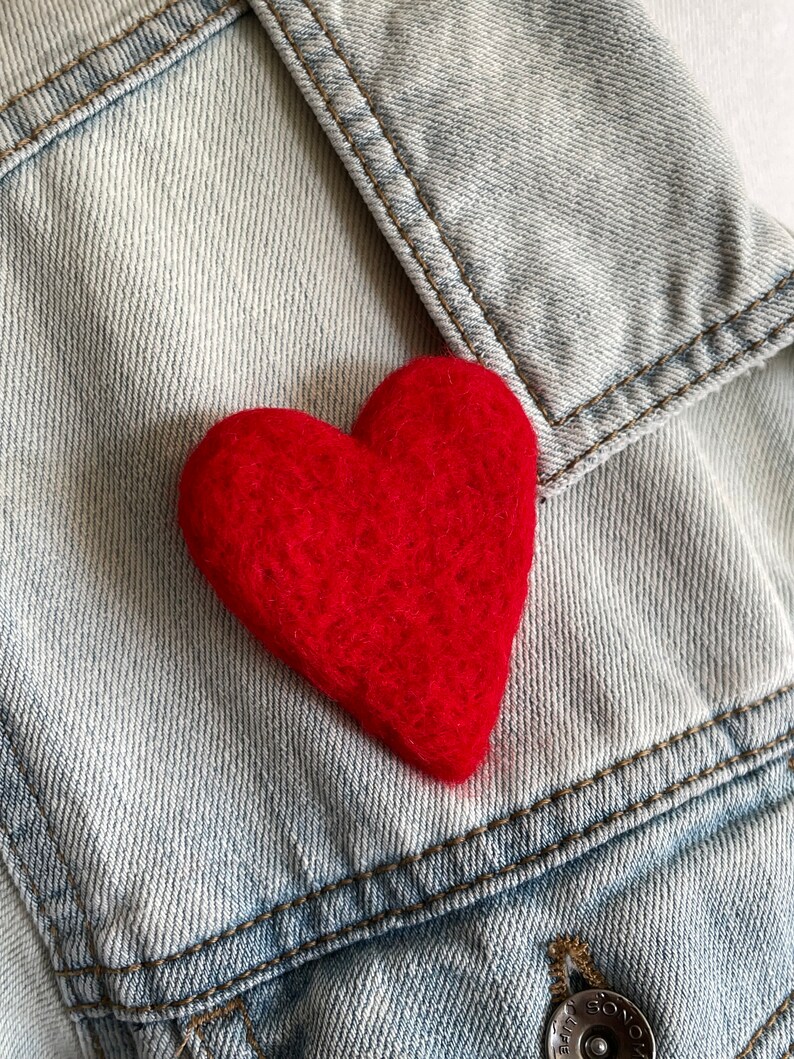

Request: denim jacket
left=1, top=1, right=793, bottom=1057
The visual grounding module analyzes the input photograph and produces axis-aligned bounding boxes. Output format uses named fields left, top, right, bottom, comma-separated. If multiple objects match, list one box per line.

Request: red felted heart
left=179, top=356, right=537, bottom=783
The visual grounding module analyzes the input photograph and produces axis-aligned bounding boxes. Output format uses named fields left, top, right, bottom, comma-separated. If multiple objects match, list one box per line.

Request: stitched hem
left=540, top=311, right=794, bottom=487
left=0, top=0, right=247, bottom=183
left=0, top=0, right=187, bottom=118
left=553, top=268, right=794, bottom=426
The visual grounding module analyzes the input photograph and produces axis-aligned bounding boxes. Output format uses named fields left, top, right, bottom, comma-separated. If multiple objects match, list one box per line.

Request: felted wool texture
left=179, top=356, right=538, bottom=783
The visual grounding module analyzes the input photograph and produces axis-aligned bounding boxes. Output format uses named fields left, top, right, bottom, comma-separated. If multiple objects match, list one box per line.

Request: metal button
left=546, top=988, right=656, bottom=1058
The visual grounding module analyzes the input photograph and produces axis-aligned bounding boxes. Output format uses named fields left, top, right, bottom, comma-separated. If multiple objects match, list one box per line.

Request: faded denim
left=0, top=1, right=792, bottom=1057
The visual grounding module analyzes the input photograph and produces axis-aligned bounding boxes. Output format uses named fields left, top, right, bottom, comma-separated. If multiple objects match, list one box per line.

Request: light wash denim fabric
left=0, top=1, right=793, bottom=1058
left=640, top=0, right=794, bottom=234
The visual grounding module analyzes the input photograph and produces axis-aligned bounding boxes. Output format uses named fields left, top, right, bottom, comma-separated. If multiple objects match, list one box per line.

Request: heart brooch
left=179, top=356, right=537, bottom=782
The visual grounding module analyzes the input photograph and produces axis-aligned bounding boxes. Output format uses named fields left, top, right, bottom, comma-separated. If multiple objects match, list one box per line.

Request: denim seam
left=0, top=720, right=101, bottom=974
left=294, top=0, right=794, bottom=433
left=258, top=0, right=494, bottom=390
left=0, top=820, right=68, bottom=966
left=65, top=719, right=794, bottom=1015
left=297, top=0, right=553, bottom=422
left=555, top=267, right=794, bottom=425
left=0, top=0, right=244, bottom=165
left=0, top=0, right=187, bottom=117
left=541, top=311, right=794, bottom=486
left=737, top=988, right=794, bottom=1059
left=55, top=680, right=794, bottom=984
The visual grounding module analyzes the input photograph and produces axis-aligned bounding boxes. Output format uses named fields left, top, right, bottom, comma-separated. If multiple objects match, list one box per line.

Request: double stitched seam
left=556, top=268, right=794, bottom=425
left=541, top=311, right=794, bottom=486
left=259, top=0, right=492, bottom=389
left=1, top=723, right=102, bottom=976
left=282, top=0, right=794, bottom=434
left=0, top=0, right=244, bottom=166
left=56, top=681, right=794, bottom=981
left=737, top=989, right=794, bottom=1059
left=178, top=997, right=267, bottom=1059
left=0, top=0, right=187, bottom=117
left=296, top=0, right=551, bottom=421
left=66, top=721, right=794, bottom=1016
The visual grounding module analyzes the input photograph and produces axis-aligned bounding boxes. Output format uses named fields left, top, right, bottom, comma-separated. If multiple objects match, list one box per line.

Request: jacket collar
left=253, top=0, right=794, bottom=492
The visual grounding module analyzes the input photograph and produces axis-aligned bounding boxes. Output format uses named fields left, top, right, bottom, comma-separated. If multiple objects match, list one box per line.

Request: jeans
left=0, top=1, right=792, bottom=1056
